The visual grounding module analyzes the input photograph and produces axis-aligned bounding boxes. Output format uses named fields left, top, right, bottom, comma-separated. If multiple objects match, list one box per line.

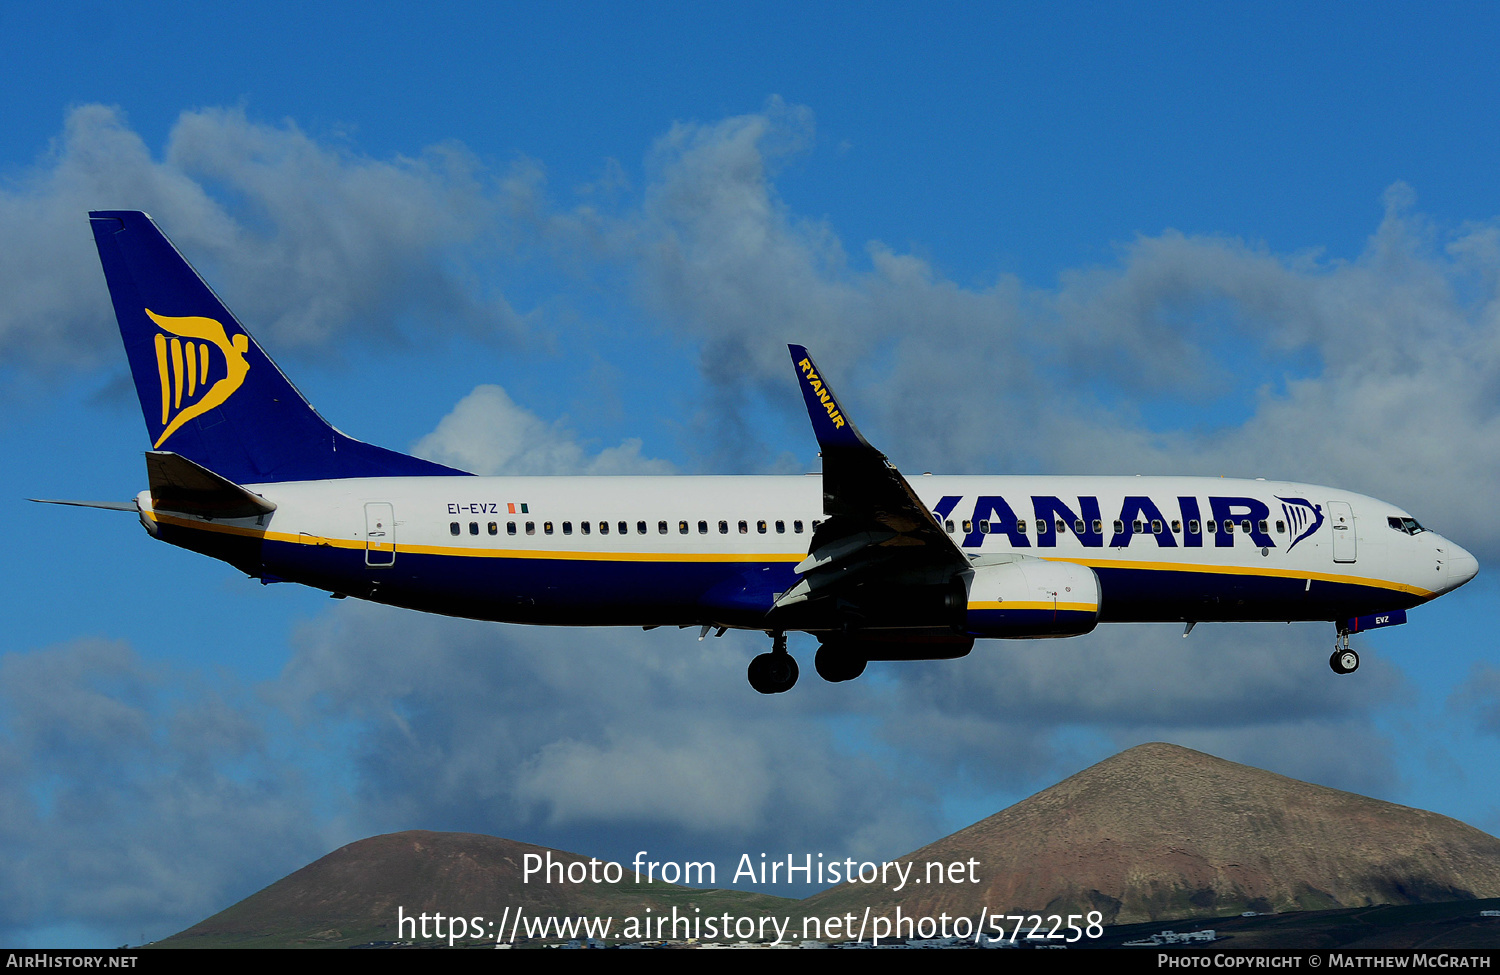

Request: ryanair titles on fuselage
left=929, top=493, right=1325, bottom=551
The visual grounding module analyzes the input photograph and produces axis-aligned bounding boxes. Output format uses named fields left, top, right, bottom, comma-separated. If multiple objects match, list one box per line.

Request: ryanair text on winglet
left=798, top=357, right=846, bottom=429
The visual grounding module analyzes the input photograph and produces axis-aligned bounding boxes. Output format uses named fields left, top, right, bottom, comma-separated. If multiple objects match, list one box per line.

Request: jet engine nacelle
left=964, top=558, right=1101, bottom=638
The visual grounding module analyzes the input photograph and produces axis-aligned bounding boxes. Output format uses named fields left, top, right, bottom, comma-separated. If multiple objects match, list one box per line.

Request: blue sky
left=3, top=0, right=1499, bottom=948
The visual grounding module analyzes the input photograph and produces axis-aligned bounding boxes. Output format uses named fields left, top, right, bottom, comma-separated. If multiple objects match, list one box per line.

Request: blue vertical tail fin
left=89, top=210, right=468, bottom=483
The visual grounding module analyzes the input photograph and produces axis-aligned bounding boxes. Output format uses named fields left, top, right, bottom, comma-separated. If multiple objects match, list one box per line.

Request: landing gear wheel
left=815, top=644, right=867, bottom=683
left=1329, top=648, right=1360, bottom=674
left=748, top=651, right=799, bottom=694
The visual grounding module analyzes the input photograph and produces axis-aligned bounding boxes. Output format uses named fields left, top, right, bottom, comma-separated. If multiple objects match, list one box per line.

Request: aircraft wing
left=773, top=346, right=969, bottom=620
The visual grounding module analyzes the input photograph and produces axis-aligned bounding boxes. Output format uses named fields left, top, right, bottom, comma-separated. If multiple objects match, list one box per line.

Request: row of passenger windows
left=450, top=519, right=815, bottom=537
left=947, top=518, right=1286, bottom=536
left=447, top=516, right=1290, bottom=539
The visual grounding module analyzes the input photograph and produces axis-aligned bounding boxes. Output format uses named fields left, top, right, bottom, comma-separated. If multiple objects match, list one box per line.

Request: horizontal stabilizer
left=29, top=498, right=139, bottom=512
left=146, top=451, right=277, bottom=519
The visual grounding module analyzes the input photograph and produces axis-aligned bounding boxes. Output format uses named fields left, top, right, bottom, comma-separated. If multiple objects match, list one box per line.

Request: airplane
left=48, top=210, right=1479, bottom=694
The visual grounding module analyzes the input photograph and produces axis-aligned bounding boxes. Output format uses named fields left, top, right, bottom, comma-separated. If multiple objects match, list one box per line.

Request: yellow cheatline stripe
left=144, top=511, right=1435, bottom=594
left=968, top=601, right=1097, bottom=613
left=1045, top=555, right=1435, bottom=599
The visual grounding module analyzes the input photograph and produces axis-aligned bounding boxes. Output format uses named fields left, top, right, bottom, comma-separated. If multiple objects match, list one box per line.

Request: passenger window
left=775, top=520, right=785, bottom=533
left=507, top=522, right=517, bottom=535
left=1132, top=520, right=1143, bottom=533
left=757, top=520, right=767, bottom=534
left=449, top=522, right=460, bottom=536
left=469, top=522, right=479, bottom=535
left=945, top=520, right=954, bottom=533
left=620, top=521, right=630, bottom=535
left=1075, top=520, right=1087, bottom=534
left=738, top=520, right=748, bottom=534
left=1057, top=520, right=1067, bottom=533
left=812, top=519, right=822, bottom=529
left=719, top=521, right=728, bottom=534
left=794, top=520, right=804, bottom=533
left=1114, top=520, right=1125, bottom=535
left=1171, top=520, right=1181, bottom=533
left=1151, top=520, right=1162, bottom=534
left=1189, top=519, right=1200, bottom=534
left=1224, top=521, right=1234, bottom=534
left=488, top=522, right=498, bottom=536
left=699, top=520, right=708, bottom=534
left=598, top=521, right=607, bottom=535
left=1017, top=520, right=1027, bottom=534
left=678, top=521, right=688, bottom=534
left=1277, top=520, right=1286, bottom=534
left=583, top=522, right=592, bottom=535
left=1257, top=520, right=1267, bottom=534
left=979, top=520, right=991, bottom=534
left=962, top=520, right=973, bottom=534
left=526, top=522, right=535, bottom=535
left=1242, top=520, right=1252, bottom=534
left=1037, top=519, right=1048, bottom=533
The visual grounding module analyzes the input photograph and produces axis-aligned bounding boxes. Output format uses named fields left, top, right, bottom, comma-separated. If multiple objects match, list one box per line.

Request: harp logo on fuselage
left=1277, top=497, right=1325, bottom=552
left=145, top=309, right=250, bottom=448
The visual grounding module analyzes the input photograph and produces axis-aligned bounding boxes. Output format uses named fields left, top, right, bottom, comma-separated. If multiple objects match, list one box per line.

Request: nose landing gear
left=1329, top=628, right=1359, bottom=674
left=748, top=631, right=799, bottom=694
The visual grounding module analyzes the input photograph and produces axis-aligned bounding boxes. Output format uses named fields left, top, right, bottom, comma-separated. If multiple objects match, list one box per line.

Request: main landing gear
left=814, top=640, right=867, bottom=683
left=748, top=631, right=799, bottom=694
left=1329, top=628, right=1359, bottom=675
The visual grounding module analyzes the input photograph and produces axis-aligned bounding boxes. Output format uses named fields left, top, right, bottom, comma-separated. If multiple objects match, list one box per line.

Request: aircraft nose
left=1443, top=540, right=1479, bottom=592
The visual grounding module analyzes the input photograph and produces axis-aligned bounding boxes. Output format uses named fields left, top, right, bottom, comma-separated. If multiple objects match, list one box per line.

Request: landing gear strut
left=748, top=631, right=799, bottom=694
left=1329, top=628, right=1359, bottom=675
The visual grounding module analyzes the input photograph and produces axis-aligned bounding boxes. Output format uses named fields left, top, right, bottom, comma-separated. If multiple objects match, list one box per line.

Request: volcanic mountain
left=802, top=742, right=1500, bottom=925
left=165, top=744, right=1500, bottom=945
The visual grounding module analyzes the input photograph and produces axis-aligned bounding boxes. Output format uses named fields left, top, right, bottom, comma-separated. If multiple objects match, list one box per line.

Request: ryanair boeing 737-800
left=47, top=211, right=1478, bottom=693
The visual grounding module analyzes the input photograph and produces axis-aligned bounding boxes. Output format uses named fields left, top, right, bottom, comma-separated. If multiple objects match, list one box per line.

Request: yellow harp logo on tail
left=145, top=309, right=251, bottom=448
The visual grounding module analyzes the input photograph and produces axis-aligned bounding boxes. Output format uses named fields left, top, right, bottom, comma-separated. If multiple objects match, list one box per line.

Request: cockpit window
left=1388, top=516, right=1426, bottom=535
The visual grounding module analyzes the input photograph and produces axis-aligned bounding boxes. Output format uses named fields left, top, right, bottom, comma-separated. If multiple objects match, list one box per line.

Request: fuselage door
left=1329, top=500, right=1356, bottom=563
left=365, top=502, right=395, bottom=566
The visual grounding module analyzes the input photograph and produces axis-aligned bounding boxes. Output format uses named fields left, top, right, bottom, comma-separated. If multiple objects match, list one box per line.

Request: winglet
left=788, top=345, right=871, bottom=452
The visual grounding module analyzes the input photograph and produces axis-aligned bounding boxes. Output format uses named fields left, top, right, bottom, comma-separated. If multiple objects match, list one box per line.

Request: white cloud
left=411, top=383, right=674, bottom=475
left=272, top=602, right=931, bottom=862
left=591, top=104, right=1500, bottom=560
left=0, top=105, right=515, bottom=368
left=0, top=639, right=326, bottom=945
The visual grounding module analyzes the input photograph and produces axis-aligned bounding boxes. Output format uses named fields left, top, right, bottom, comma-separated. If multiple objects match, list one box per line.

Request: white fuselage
left=137, top=473, right=1477, bottom=630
